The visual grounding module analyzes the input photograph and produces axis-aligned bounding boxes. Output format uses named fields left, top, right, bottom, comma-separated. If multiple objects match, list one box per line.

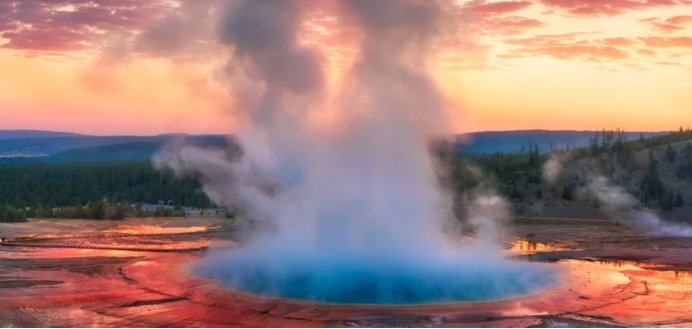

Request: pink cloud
left=491, top=16, right=545, bottom=35
left=450, top=0, right=544, bottom=39
left=464, top=15, right=546, bottom=37
left=0, top=0, right=224, bottom=55
left=2, top=27, right=96, bottom=52
left=540, top=0, right=688, bottom=17
left=461, top=0, right=533, bottom=17
left=502, top=33, right=632, bottom=62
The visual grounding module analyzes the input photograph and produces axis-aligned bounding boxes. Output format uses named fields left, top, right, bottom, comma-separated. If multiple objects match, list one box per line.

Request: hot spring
left=156, top=0, right=560, bottom=306
left=194, top=247, right=558, bottom=305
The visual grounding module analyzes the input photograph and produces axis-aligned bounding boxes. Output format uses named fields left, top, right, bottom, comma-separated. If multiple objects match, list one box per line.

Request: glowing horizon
left=1, top=0, right=691, bottom=136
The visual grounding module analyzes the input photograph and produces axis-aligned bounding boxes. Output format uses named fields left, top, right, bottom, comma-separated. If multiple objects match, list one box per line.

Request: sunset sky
left=1, top=0, right=691, bottom=135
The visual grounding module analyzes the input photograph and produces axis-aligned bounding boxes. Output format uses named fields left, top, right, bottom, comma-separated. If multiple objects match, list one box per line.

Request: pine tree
left=561, top=184, right=574, bottom=201
left=641, top=150, right=665, bottom=202
left=674, top=192, right=684, bottom=207
left=666, top=144, right=676, bottom=163
left=661, top=189, right=675, bottom=210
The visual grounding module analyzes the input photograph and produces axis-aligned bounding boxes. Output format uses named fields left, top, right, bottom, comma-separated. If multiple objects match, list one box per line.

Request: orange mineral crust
left=1, top=218, right=692, bottom=327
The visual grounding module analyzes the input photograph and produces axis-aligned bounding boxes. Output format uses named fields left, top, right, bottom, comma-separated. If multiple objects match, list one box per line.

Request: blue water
left=196, top=250, right=559, bottom=305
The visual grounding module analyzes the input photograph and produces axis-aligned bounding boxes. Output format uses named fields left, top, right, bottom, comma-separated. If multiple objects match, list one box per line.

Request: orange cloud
left=639, top=36, right=692, bottom=48
left=651, top=22, right=685, bottom=33
left=519, top=45, right=629, bottom=61
left=600, top=37, right=636, bottom=46
left=637, top=48, right=657, bottom=56
left=640, top=15, right=692, bottom=33
left=539, top=0, right=689, bottom=17
left=666, top=15, right=692, bottom=24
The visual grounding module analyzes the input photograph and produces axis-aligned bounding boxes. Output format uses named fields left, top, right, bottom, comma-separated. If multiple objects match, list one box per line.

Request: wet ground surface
left=1, top=218, right=691, bottom=327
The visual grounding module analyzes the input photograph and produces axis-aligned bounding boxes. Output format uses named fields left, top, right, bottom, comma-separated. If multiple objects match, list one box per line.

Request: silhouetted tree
left=666, top=144, right=676, bottom=163
left=661, top=189, right=675, bottom=210
left=641, top=150, right=666, bottom=202
left=674, top=191, right=684, bottom=207
left=562, top=184, right=574, bottom=201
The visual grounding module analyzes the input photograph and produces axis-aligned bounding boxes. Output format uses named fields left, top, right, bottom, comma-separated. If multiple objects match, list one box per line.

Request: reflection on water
left=2, top=217, right=230, bottom=242
left=1, top=218, right=233, bottom=256
left=510, top=238, right=570, bottom=254
left=79, top=238, right=211, bottom=250
left=105, top=224, right=217, bottom=235
left=579, top=259, right=692, bottom=278
left=0, top=248, right=135, bottom=259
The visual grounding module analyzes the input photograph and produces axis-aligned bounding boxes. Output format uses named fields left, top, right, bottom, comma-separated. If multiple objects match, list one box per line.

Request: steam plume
left=584, top=175, right=692, bottom=237
left=155, top=0, right=555, bottom=304
left=540, top=153, right=692, bottom=237
left=543, top=152, right=570, bottom=185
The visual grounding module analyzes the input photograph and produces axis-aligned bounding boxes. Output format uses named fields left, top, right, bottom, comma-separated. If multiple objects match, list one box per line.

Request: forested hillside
left=451, top=128, right=692, bottom=221
left=0, top=162, right=213, bottom=222
left=0, top=162, right=213, bottom=207
left=2, top=128, right=691, bottom=223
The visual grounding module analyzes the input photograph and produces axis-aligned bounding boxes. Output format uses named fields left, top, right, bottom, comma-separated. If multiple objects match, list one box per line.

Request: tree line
left=0, top=201, right=191, bottom=223
left=0, top=162, right=212, bottom=209
left=0, top=161, right=213, bottom=222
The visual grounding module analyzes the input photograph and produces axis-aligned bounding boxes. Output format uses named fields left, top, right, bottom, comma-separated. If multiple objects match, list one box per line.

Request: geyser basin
left=196, top=248, right=559, bottom=305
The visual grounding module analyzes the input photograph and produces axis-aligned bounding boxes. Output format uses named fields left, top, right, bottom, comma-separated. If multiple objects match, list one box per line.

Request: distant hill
left=0, top=133, right=228, bottom=160
left=49, top=142, right=165, bottom=162
left=0, top=130, right=85, bottom=140
left=0, top=135, right=232, bottom=164
left=0, top=129, right=669, bottom=161
left=458, top=130, right=664, bottom=154
left=0, top=136, right=161, bottom=158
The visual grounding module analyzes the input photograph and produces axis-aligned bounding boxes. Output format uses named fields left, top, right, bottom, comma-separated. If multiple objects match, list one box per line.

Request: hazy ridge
left=0, top=129, right=665, bottom=162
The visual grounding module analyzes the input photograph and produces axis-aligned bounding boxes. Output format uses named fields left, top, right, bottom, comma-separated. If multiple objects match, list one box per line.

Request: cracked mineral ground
left=1, top=217, right=691, bottom=328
